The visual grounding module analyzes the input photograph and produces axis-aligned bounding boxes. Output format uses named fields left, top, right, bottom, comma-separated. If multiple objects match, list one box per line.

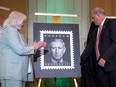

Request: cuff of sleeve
left=97, top=57, right=101, bottom=63
left=34, top=49, right=37, bottom=54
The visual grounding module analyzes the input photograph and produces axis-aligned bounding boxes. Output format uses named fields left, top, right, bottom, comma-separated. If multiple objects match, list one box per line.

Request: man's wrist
left=97, top=57, right=102, bottom=63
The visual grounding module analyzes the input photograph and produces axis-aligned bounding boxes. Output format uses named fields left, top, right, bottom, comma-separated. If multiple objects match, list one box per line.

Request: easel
left=35, top=13, right=78, bottom=87
left=38, top=77, right=78, bottom=87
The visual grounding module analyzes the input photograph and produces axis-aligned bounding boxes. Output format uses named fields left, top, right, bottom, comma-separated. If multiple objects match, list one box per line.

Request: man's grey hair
left=49, top=38, right=66, bottom=47
left=92, top=7, right=105, bottom=15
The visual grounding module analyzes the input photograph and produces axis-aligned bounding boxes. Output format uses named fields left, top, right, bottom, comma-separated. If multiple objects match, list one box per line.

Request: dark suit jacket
left=81, top=22, right=100, bottom=87
left=81, top=18, right=116, bottom=72
left=87, top=22, right=97, bottom=45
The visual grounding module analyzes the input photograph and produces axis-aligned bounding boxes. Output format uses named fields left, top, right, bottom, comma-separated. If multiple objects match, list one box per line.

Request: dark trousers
left=81, top=66, right=102, bottom=87
left=81, top=56, right=102, bottom=87
left=98, top=67, right=116, bottom=87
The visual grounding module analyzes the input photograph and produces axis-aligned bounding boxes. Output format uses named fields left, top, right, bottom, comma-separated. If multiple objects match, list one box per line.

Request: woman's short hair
left=3, top=11, right=26, bottom=29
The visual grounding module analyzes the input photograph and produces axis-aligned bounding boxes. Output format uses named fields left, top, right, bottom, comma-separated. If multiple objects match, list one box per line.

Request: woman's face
left=17, top=20, right=25, bottom=30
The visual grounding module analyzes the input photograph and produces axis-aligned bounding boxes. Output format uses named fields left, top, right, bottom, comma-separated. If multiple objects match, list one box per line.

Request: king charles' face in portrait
left=50, top=39, right=66, bottom=60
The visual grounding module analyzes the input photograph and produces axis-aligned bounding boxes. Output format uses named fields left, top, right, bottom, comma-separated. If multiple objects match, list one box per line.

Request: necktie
left=95, top=25, right=102, bottom=60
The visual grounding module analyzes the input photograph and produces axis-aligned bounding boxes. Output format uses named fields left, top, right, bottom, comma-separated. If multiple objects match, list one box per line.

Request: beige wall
left=112, top=0, right=116, bottom=15
left=90, top=0, right=116, bottom=16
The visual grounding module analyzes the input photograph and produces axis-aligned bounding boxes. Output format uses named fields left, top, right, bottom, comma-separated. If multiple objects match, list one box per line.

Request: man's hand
left=98, top=58, right=106, bottom=67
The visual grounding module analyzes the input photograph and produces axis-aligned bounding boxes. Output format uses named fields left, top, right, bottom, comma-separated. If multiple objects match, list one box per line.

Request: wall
left=90, top=0, right=116, bottom=16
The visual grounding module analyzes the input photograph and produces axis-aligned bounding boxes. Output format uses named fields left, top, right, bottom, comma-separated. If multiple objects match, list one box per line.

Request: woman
left=0, top=11, right=46, bottom=87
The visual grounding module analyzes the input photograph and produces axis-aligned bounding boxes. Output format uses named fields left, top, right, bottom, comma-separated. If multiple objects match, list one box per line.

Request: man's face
left=91, top=12, right=101, bottom=25
left=50, top=41, right=66, bottom=60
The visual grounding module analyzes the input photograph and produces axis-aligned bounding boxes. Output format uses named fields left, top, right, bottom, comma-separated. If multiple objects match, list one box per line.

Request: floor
left=0, top=78, right=80, bottom=87
left=26, top=78, right=81, bottom=87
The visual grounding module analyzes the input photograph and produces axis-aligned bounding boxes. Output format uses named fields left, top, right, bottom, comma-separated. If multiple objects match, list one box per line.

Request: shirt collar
left=51, top=58, right=63, bottom=63
left=101, top=17, right=106, bottom=26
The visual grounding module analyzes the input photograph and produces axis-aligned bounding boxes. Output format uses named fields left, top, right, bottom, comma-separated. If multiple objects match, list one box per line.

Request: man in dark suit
left=81, top=22, right=100, bottom=87
left=81, top=7, right=116, bottom=87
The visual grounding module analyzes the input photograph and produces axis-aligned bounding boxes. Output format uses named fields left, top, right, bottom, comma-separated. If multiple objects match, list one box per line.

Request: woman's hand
left=33, top=41, right=47, bottom=50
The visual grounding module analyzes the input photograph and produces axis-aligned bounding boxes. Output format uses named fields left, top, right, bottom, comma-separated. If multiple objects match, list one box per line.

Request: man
left=81, top=7, right=116, bottom=87
left=45, top=38, right=68, bottom=66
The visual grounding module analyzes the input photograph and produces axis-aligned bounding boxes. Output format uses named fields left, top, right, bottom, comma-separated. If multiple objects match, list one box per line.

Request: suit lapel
left=99, top=19, right=109, bottom=41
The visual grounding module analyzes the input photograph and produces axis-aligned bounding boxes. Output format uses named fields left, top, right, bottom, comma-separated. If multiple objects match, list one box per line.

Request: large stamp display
left=33, top=23, right=81, bottom=77
left=40, top=30, right=74, bottom=69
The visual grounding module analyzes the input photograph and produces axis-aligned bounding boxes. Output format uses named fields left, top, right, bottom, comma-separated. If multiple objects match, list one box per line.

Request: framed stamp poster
left=33, top=23, right=81, bottom=78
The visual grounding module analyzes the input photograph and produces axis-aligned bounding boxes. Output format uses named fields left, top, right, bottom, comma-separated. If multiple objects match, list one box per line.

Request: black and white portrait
left=40, top=31, right=74, bottom=69
left=46, top=38, right=69, bottom=65
left=33, top=23, right=81, bottom=77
